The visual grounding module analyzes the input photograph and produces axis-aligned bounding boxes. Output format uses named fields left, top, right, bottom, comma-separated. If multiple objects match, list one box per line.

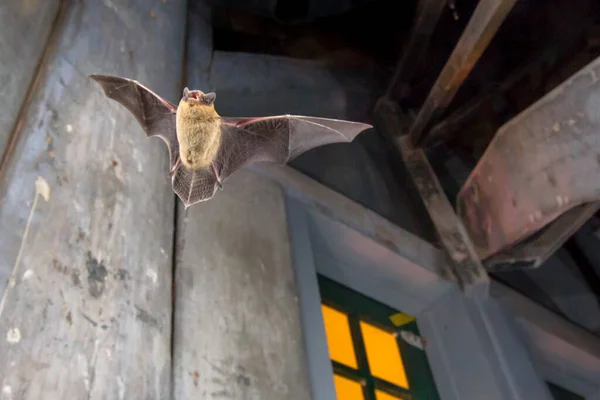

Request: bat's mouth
left=183, top=88, right=216, bottom=105
left=183, top=87, right=202, bottom=103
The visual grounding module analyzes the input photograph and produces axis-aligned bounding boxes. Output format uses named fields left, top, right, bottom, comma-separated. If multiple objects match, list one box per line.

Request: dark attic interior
left=196, top=0, right=600, bottom=337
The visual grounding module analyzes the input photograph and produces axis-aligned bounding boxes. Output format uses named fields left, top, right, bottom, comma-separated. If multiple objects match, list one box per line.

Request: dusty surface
left=0, top=0, right=185, bottom=398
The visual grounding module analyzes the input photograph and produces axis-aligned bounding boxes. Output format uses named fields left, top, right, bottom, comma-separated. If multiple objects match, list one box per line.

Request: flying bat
left=89, top=74, right=372, bottom=208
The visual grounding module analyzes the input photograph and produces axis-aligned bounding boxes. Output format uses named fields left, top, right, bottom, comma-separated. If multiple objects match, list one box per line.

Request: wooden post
left=0, top=0, right=185, bottom=398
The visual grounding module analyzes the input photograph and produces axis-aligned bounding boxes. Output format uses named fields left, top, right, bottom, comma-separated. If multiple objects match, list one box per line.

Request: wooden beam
left=373, top=99, right=488, bottom=295
left=409, top=0, right=517, bottom=146
left=458, top=55, right=600, bottom=263
left=398, top=136, right=490, bottom=297
left=0, top=0, right=186, bottom=398
left=425, top=47, right=559, bottom=147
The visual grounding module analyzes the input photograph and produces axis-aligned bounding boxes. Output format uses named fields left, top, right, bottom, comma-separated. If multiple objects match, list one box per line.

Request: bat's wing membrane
left=171, top=166, right=219, bottom=208
left=169, top=115, right=370, bottom=208
left=217, top=115, right=371, bottom=179
left=91, top=77, right=372, bottom=208
left=90, top=74, right=180, bottom=170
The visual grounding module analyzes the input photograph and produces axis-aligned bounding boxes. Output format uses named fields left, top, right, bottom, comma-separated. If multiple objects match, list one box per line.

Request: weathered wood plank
left=0, top=0, right=185, bottom=398
left=399, top=135, right=490, bottom=297
left=373, top=99, right=488, bottom=296
left=0, top=0, right=61, bottom=170
left=408, top=0, right=517, bottom=146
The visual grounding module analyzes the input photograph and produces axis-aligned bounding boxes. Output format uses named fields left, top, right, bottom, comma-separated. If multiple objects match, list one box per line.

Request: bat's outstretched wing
left=89, top=74, right=180, bottom=170
left=218, top=115, right=371, bottom=178
left=172, top=115, right=372, bottom=208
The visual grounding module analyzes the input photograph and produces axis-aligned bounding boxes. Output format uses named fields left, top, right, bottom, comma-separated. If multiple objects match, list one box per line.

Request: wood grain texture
left=0, top=0, right=61, bottom=157
left=399, top=136, right=490, bottom=297
left=0, top=0, right=185, bottom=398
left=173, top=169, right=312, bottom=400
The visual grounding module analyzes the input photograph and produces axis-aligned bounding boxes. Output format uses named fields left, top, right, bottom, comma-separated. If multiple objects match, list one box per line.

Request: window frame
left=318, top=274, right=440, bottom=400
left=269, top=164, right=600, bottom=400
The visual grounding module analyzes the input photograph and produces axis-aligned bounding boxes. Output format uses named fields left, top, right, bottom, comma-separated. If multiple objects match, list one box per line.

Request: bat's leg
left=169, top=157, right=182, bottom=177
left=211, top=162, right=223, bottom=190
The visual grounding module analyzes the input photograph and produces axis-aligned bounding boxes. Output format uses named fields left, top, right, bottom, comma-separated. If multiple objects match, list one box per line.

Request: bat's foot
left=211, top=162, right=223, bottom=190
left=169, top=157, right=182, bottom=177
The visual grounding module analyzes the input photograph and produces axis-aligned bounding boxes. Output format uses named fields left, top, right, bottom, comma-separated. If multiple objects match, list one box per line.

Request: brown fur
left=176, top=97, right=222, bottom=170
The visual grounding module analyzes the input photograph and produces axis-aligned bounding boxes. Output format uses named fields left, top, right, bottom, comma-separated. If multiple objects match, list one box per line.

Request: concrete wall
left=0, top=0, right=185, bottom=397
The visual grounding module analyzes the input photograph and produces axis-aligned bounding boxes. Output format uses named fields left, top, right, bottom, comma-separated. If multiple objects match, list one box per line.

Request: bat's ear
left=203, top=92, right=216, bottom=105
left=183, top=87, right=190, bottom=100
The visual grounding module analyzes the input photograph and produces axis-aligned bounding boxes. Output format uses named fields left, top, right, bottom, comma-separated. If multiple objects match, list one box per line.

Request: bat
left=89, top=74, right=372, bottom=208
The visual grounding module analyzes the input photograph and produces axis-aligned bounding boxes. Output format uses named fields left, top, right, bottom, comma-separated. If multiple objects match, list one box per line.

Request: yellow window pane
left=334, top=374, right=364, bottom=400
left=375, top=389, right=402, bottom=400
left=360, top=321, right=409, bottom=389
left=321, top=305, right=358, bottom=368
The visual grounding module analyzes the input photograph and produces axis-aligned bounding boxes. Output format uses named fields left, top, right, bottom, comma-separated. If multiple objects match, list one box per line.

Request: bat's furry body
left=90, top=74, right=372, bottom=208
left=176, top=97, right=221, bottom=170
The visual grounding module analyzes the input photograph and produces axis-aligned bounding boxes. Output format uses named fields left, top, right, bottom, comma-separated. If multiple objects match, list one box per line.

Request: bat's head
left=182, top=87, right=216, bottom=108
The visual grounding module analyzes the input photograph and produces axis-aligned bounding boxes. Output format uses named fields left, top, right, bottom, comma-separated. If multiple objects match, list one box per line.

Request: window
left=318, top=275, right=440, bottom=400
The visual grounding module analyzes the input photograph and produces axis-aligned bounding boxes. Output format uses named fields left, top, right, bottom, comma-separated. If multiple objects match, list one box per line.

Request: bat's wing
left=217, top=115, right=371, bottom=178
left=172, top=166, right=219, bottom=208
left=89, top=74, right=180, bottom=170
left=171, top=115, right=371, bottom=208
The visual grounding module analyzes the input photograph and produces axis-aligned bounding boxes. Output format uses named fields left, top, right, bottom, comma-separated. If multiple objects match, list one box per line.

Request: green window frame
left=318, top=275, right=441, bottom=400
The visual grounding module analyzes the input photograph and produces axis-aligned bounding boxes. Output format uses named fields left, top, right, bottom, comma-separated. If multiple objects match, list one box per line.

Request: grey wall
left=0, top=0, right=186, bottom=398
